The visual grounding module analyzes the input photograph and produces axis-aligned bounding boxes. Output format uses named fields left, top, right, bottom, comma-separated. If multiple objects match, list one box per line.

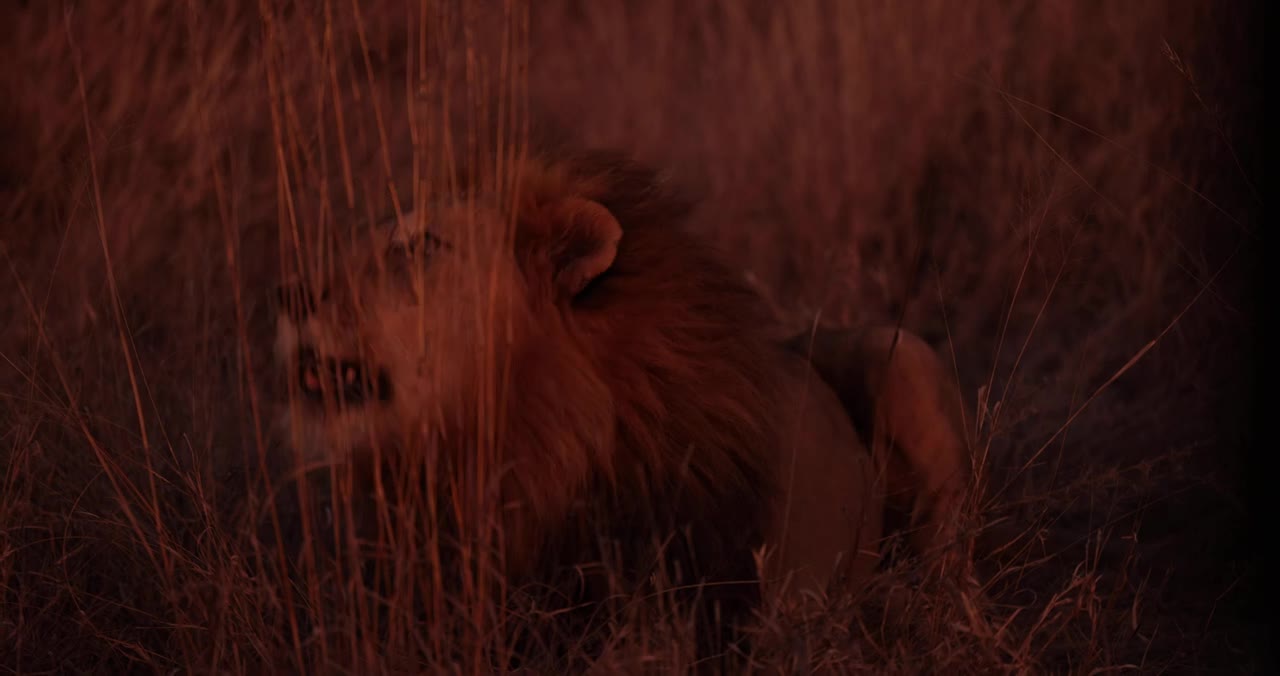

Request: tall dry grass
left=0, top=0, right=1260, bottom=673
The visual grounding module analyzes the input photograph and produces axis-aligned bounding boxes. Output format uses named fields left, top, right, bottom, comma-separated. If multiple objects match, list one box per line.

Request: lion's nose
left=275, top=281, right=330, bottom=321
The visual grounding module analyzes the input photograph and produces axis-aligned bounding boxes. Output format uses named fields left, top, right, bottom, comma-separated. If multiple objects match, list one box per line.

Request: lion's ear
left=548, top=197, right=622, bottom=298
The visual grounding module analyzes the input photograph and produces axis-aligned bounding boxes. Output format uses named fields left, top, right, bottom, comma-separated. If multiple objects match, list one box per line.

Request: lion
left=270, top=146, right=970, bottom=663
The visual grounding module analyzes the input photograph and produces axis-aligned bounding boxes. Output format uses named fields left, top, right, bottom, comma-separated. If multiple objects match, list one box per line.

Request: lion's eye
left=293, top=347, right=391, bottom=409
left=342, top=364, right=359, bottom=386
left=419, top=232, right=450, bottom=252
left=387, top=230, right=450, bottom=260
left=296, top=348, right=325, bottom=400
left=335, top=360, right=393, bottom=405
left=303, top=367, right=322, bottom=392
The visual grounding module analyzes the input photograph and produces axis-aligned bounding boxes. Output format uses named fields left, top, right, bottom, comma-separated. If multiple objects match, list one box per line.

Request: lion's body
left=787, top=326, right=973, bottom=563
left=271, top=146, right=968, bottom=659
left=762, top=352, right=884, bottom=598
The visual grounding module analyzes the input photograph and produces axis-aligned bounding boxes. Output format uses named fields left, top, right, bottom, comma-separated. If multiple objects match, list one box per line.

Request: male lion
left=271, top=147, right=969, bottom=662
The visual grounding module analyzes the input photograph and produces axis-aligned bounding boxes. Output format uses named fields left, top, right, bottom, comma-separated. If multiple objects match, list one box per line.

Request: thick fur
left=271, top=148, right=899, bottom=662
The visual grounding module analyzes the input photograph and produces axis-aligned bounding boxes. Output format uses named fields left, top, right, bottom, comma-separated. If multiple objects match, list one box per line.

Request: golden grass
left=0, top=0, right=1259, bottom=673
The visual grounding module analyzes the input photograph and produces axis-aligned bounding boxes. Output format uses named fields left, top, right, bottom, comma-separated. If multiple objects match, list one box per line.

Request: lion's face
left=272, top=196, right=623, bottom=472
left=273, top=204, right=525, bottom=466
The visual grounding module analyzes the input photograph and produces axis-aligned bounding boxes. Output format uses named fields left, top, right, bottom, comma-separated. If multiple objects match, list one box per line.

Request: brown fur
left=787, top=325, right=975, bottom=568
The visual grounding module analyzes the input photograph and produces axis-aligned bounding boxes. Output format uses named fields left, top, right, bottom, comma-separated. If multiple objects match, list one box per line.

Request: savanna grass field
left=0, top=1, right=1263, bottom=673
